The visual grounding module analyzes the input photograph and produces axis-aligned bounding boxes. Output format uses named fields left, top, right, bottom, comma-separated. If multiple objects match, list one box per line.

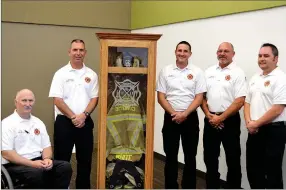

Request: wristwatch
left=83, top=111, right=90, bottom=117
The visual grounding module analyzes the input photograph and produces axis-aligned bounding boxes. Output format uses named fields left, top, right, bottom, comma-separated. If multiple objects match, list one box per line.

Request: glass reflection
left=109, top=47, right=148, bottom=68
left=105, top=73, right=147, bottom=189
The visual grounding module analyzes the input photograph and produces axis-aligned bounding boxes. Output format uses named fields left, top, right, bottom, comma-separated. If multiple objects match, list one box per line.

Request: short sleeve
left=90, top=73, right=99, bottom=98
left=273, top=76, right=286, bottom=105
left=234, top=71, right=247, bottom=98
left=195, top=70, right=207, bottom=94
left=38, top=121, right=51, bottom=149
left=245, top=82, right=251, bottom=104
left=49, top=72, right=64, bottom=98
left=156, top=69, right=167, bottom=93
left=1, top=120, right=15, bottom=151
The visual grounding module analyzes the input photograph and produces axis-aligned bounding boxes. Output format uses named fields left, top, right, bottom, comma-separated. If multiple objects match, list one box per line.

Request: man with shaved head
left=1, top=89, right=72, bottom=189
left=201, top=42, right=247, bottom=188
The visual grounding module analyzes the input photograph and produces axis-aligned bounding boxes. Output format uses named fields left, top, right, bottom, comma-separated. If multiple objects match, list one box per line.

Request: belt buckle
left=215, top=112, right=220, bottom=115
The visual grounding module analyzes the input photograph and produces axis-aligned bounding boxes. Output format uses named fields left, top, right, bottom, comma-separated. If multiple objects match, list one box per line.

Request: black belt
left=210, top=111, right=223, bottom=115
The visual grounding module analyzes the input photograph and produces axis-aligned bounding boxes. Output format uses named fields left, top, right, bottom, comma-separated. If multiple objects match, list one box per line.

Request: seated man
left=1, top=89, right=72, bottom=189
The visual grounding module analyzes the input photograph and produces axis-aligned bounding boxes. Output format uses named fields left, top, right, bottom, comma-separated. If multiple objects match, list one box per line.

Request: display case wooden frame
left=96, top=33, right=161, bottom=189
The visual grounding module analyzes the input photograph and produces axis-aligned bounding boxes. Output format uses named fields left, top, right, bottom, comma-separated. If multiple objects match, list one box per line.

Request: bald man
left=1, top=89, right=72, bottom=189
left=201, top=42, right=247, bottom=188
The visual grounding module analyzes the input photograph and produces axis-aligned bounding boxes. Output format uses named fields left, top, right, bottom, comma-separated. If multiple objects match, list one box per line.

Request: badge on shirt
left=187, top=74, right=193, bottom=80
left=34, top=128, right=40, bottom=135
left=85, top=77, right=91, bottom=83
left=264, top=80, right=270, bottom=87
left=225, top=75, right=231, bottom=81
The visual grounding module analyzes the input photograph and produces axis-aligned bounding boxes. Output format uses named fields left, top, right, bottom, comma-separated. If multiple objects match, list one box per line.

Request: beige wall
left=2, top=0, right=131, bottom=145
left=2, top=22, right=129, bottom=144
left=2, top=1, right=131, bottom=30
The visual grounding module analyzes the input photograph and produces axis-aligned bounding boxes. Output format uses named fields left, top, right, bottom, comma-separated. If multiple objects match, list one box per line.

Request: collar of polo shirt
left=259, top=66, right=280, bottom=76
left=216, top=62, right=236, bottom=70
left=67, top=61, right=87, bottom=72
left=13, top=110, right=33, bottom=123
left=172, top=63, right=192, bottom=70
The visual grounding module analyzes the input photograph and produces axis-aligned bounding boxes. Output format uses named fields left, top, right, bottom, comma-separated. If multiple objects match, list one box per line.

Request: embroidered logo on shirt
left=34, top=128, right=40, bottom=135
left=85, top=77, right=91, bottom=83
left=187, top=74, right=193, bottom=80
left=264, top=80, right=270, bottom=87
left=225, top=75, right=231, bottom=81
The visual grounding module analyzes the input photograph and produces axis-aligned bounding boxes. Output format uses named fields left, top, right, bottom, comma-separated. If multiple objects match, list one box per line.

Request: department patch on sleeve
left=187, top=74, right=193, bottom=80
left=34, top=128, right=40, bottom=135
left=85, top=77, right=91, bottom=83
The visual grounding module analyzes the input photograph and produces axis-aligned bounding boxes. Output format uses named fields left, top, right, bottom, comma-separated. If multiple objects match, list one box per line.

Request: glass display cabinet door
left=106, top=47, right=148, bottom=189
left=96, top=33, right=161, bottom=189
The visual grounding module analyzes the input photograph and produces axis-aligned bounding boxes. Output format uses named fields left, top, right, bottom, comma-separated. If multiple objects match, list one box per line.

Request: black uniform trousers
left=246, top=121, right=286, bottom=189
left=162, top=111, right=199, bottom=189
left=54, top=115, right=94, bottom=189
left=203, top=112, right=241, bottom=189
left=4, top=157, right=72, bottom=189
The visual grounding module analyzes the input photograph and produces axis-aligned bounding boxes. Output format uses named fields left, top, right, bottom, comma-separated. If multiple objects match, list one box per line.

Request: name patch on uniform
left=115, top=154, right=132, bottom=161
left=264, top=80, right=270, bottom=87
left=225, top=75, right=231, bottom=81
left=34, top=128, right=40, bottom=135
left=85, top=77, right=91, bottom=83
left=66, top=79, right=74, bottom=83
left=187, top=74, right=193, bottom=80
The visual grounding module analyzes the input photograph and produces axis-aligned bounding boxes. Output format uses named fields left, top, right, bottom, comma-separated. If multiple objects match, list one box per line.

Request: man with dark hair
left=175, top=41, right=192, bottom=51
left=49, top=39, right=99, bottom=188
left=244, top=43, right=286, bottom=189
left=2, top=89, right=72, bottom=189
left=156, top=41, right=206, bottom=189
left=201, top=42, right=247, bottom=189
left=261, top=43, right=279, bottom=57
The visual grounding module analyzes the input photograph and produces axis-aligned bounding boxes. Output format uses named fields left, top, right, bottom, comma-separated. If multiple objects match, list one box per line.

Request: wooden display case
left=96, top=33, right=161, bottom=189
